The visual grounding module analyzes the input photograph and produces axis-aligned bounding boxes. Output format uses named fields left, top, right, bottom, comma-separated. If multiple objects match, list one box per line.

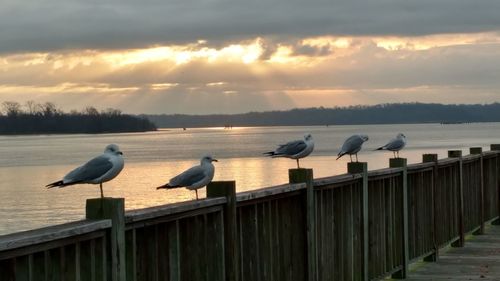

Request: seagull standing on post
left=376, top=133, right=407, bottom=158
left=337, top=134, right=369, bottom=162
left=156, top=155, right=218, bottom=200
left=264, top=134, right=315, bottom=168
left=46, top=144, right=124, bottom=198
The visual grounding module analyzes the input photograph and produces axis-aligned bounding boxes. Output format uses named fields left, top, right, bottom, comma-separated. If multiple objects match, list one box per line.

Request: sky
left=1, top=0, right=500, bottom=114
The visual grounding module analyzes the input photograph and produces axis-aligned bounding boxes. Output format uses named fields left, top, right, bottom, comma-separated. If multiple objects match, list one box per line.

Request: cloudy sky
left=1, top=0, right=500, bottom=114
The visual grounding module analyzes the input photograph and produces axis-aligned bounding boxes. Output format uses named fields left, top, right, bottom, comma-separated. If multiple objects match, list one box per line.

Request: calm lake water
left=1, top=123, right=500, bottom=235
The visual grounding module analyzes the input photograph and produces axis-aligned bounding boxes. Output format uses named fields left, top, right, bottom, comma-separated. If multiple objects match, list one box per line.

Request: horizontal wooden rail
left=0, top=220, right=111, bottom=253
left=236, top=182, right=306, bottom=203
left=125, top=197, right=227, bottom=224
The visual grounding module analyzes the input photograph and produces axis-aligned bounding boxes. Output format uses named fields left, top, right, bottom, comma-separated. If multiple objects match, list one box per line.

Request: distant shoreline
left=157, top=121, right=495, bottom=130
left=0, top=114, right=157, bottom=135
left=145, top=103, right=500, bottom=128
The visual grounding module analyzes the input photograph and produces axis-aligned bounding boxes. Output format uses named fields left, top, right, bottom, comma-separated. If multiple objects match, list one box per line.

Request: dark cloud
left=1, top=0, right=500, bottom=53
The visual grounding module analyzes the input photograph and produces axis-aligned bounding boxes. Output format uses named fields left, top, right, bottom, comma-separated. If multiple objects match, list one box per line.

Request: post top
left=347, top=162, right=368, bottom=174
left=288, top=168, right=314, bottom=172
left=448, top=150, right=462, bottom=158
left=389, top=158, right=407, bottom=168
left=422, top=154, right=439, bottom=163
left=86, top=197, right=124, bottom=203
left=470, top=147, right=483, bottom=154
left=208, top=180, right=236, bottom=185
left=491, top=144, right=500, bottom=151
left=288, top=168, right=314, bottom=184
left=207, top=181, right=236, bottom=197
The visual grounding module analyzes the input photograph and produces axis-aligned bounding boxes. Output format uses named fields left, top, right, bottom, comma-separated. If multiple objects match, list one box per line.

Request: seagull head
left=201, top=154, right=218, bottom=164
left=105, top=144, right=123, bottom=155
left=304, top=134, right=313, bottom=141
left=397, top=133, right=406, bottom=139
left=359, top=134, right=369, bottom=142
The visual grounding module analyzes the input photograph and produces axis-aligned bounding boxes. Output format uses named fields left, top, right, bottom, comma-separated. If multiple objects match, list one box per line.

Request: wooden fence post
left=347, top=162, right=369, bottom=281
left=470, top=147, right=485, bottom=235
left=448, top=150, right=465, bottom=247
left=491, top=144, right=500, bottom=225
left=423, top=154, right=438, bottom=262
left=289, top=168, right=316, bottom=281
left=207, top=181, right=239, bottom=281
left=86, top=198, right=126, bottom=281
left=389, top=158, right=409, bottom=279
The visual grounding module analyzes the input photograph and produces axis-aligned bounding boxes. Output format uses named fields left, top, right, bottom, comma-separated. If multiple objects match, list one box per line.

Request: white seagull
left=156, top=155, right=218, bottom=200
left=376, top=133, right=407, bottom=158
left=46, top=144, right=124, bottom=198
left=264, top=134, right=315, bottom=168
left=337, top=134, right=369, bottom=162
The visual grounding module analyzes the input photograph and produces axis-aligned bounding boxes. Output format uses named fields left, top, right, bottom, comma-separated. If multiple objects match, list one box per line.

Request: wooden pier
left=1, top=145, right=500, bottom=281
left=402, top=224, right=500, bottom=280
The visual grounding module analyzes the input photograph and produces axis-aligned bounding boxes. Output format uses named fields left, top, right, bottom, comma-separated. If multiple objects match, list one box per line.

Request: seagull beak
left=118, top=151, right=123, bottom=155
left=212, top=158, right=219, bottom=162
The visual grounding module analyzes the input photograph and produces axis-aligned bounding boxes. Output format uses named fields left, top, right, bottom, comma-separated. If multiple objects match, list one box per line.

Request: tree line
left=146, top=103, right=500, bottom=128
left=0, top=101, right=156, bottom=134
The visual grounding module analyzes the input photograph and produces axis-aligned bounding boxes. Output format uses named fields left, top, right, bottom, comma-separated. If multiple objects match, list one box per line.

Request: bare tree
left=24, top=100, right=37, bottom=115
left=40, top=102, right=58, bottom=117
left=2, top=101, right=22, bottom=117
left=102, top=108, right=122, bottom=116
left=84, top=106, right=100, bottom=116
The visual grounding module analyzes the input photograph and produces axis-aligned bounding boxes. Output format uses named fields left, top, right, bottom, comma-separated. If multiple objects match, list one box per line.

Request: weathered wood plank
left=289, top=168, right=316, bottom=281
left=86, top=198, right=126, bottom=281
left=367, top=167, right=404, bottom=178
left=313, top=173, right=363, bottom=187
left=125, top=198, right=226, bottom=224
left=236, top=183, right=305, bottom=203
left=125, top=229, right=137, bottom=281
left=167, top=221, right=180, bottom=281
left=0, top=220, right=111, bottom=252
left=14, top=255, right=30, bottom=281
left=348, top=162, right=369, bottom=281
left=207, top=181, right=238, bottom=281
left=396, top=225, right=500, bottom=281
left=0, top=259, right=14, bottom=281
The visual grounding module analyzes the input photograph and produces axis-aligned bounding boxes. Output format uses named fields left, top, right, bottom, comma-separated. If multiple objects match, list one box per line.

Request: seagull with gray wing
left=376, top=133, right=407, bottom=158
left=337, top=134, right=369, bottom=162
left=46, top=144, right=124, bottom=198
left=156, top=155, right=218, bottom=200
left=264, top=134, right=314, bottom=168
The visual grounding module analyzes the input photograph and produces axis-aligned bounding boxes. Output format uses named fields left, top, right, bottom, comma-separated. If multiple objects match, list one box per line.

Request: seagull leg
left=296, top=159, right=300, bottom=169
left=100, top=183, right=104, bottom=198
left=356, top=153, right=359, bottom=162
left=393, top=151, right=396, bottom=158
left=397, top=151, right=400, bottom=158
left=195, top=190, right=199, bottom=200
left=349, top=154, right=353, bottom=162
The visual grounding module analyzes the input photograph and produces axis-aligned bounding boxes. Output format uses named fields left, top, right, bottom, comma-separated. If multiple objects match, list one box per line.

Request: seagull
left=376, top=133, right=407, bottom=158
left=46, top=144, right=124, bottom=198
left=264, top=134, right=315, bottom=168
left=337, top=134, right=369, bottom=162
left=156, top=155, right=218, bottom=200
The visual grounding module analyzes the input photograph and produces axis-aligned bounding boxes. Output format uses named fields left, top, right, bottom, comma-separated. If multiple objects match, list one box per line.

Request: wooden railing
left=1, top=145, right=500, bottom=281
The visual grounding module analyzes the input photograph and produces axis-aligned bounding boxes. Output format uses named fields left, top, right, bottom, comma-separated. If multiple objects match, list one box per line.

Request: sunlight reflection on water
left=1, top=123, right=500, bottom=234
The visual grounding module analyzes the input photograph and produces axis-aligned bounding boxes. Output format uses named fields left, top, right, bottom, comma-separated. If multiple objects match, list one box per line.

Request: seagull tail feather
left=375, top=146, right=385, bottom=151
left=156, top=184, right=181, bottom=190
left=336, top=153, right=345, bottom=160
left=46, top=180, right=65, bottom=189
left=263, top=151, right=276, bottom=157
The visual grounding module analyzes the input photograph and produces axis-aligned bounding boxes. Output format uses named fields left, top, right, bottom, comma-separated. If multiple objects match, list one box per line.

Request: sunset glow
left=1, top=32, right=500, bottom=114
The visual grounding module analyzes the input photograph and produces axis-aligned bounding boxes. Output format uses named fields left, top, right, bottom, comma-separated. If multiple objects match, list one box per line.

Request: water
left=1, top=123, right=500, bottom=235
